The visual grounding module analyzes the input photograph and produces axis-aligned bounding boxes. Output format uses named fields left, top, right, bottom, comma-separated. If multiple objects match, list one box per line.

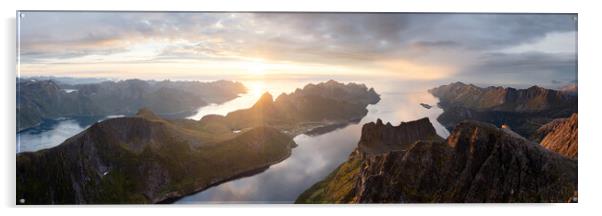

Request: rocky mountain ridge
left=200, top=80, right=381, bottom=136
left=297, top=118, right=577, bottom=203
left=429, top=82, right=577, bottom=137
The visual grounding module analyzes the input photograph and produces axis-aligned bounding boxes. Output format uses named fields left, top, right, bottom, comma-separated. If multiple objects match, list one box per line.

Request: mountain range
left=16, top=80, right=380, bottom=204
left=199, top=80, right=380, bottom=136
left=297, top=81, right=578, bottom=203
left=17, top=79, right=247, bottom=131
left=429, top=82, right=577, bottom=137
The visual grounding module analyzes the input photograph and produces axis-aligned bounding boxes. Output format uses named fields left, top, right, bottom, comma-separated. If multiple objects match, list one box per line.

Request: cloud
left=457, top=52, right=577, bottom=84
left=18, top=12, right=577, bottom=84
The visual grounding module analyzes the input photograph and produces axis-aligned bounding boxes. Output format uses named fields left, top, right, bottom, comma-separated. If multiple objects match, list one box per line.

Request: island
left=16, top=80, right=381, bottom=204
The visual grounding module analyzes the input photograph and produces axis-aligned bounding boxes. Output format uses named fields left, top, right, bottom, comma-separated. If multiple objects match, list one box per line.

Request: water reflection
left=187, top=80, right=311, bottom=120
left=176, top=83, right=449, bottom=203
left=16, top=78, right=450, bottom=203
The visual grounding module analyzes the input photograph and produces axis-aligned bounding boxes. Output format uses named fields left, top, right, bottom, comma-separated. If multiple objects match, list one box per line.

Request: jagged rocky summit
left=297, top=118, right=577, bottom=203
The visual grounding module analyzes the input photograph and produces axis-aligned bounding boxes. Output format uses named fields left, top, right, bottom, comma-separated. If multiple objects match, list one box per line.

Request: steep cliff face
left=297, top=119, right=577, bottom=203
left=429, top=82, right=577, bottom=137
left=17, top=109, right=296, bottom=204
left=296, top=118, right=443, bottom=203
left=538, top=113, right=578, bottom=159
left=358, top=118, right=443, bottom=154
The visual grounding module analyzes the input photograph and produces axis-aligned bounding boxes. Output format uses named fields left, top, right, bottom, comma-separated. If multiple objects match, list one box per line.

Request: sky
left=17, top=12, right=577, bottom=86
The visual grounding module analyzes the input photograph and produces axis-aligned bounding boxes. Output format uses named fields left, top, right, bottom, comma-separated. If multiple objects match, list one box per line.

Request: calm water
left=16, top=115, right=124, bottom=153
left=176, top=79, right=449, bottom=203
left=16, top=78, right=449, bottom=203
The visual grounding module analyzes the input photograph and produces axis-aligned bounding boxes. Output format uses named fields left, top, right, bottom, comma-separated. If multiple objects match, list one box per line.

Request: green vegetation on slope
left=295, top=151, right=361, bottom=204
left=17, top=111, right=295, bottom=204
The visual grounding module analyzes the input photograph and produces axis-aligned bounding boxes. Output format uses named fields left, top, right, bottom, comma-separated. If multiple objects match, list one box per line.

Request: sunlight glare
left=247, top=60, right=268, bottom=76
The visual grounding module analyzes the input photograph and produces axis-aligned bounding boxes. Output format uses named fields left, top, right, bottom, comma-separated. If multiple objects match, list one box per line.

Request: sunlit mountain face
left=18, top=12, right=576, bottom=87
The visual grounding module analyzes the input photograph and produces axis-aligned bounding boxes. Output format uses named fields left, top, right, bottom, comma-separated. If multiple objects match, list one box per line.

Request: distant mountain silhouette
left=16, top=79, right=246, bottom=131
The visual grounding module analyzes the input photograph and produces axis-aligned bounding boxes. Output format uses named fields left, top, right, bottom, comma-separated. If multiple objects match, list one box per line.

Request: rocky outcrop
left=297, top=119, right=577, bottom=203
left=17, top=109, right=296, bottom=204
left=358, top=118, right=443, bottom=154
left=429, top=82, right=577, bottom=137
left=16, top=79, right=246, bottom=131
left=538, top=113, right=578, bottom=159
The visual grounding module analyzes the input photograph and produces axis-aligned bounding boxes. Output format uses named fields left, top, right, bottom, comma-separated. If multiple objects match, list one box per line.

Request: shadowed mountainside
left=428, top=82, right=577, bottom=137
left=297, top=118, right=577, bottom=203
left=17, top=109, right=296, bottom=204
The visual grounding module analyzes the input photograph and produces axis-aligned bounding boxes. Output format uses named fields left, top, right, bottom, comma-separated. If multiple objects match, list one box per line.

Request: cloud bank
left=18, top=12, right=577, bottom=84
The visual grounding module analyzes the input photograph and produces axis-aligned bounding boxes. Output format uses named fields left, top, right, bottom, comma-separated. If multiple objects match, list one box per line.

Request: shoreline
left=155, top=146, right=294, bottom=204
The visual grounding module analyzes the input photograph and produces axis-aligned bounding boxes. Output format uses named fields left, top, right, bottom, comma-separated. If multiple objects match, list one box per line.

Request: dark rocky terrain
left=429, top=82, right=577, bottom=137
left=17, top=79, right=246, bottom=131
left=297, top=118, right=577, bottom=203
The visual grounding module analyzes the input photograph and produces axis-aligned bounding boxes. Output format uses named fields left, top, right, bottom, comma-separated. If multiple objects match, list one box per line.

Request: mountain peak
left=259, top=92, right=273, bottom=102
left=298, top=117, right=577, bottom=203
left=359, top=117, right=441, bottom=154
left=135, top=108, right=162, bottom=121
left=253, top=92, right=274, bottom=106
left=249, top=92, right=276, bottom=112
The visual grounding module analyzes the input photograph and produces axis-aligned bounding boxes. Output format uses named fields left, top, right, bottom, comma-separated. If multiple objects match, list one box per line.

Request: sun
left=247, top=60, right=268, bottom=76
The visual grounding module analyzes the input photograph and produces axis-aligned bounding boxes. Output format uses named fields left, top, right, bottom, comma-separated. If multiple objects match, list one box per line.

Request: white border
left=2, top=0, right=601, bottom=215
